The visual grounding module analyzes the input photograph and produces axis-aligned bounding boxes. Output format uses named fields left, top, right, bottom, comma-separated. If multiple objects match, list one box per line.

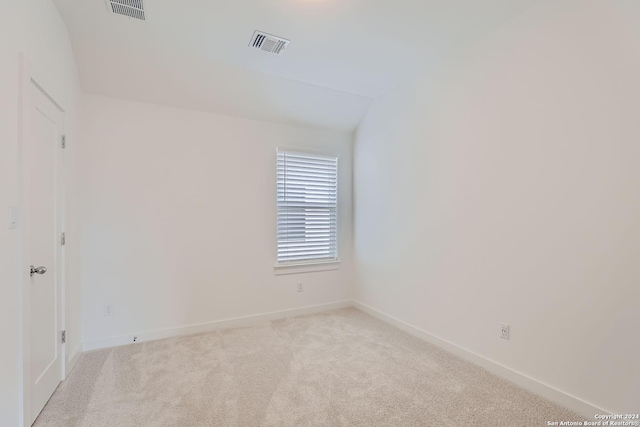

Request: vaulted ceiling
left=53, top=0, right=539, bottom=131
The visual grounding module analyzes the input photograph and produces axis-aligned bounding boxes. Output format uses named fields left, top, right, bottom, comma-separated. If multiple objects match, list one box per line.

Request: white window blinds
left=277, top=150, right=338, bottom=264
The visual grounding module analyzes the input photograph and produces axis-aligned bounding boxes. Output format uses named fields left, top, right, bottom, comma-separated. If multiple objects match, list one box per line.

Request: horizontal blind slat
left=277, top=155, right=337, bottom=164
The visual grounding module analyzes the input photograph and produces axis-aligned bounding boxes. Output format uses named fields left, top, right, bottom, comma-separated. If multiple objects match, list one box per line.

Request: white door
left=26, top=82, right=64, bottom=425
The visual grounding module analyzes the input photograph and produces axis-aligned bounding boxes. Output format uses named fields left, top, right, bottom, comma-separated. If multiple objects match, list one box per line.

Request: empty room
left=1, top=0, right=639, bottom=426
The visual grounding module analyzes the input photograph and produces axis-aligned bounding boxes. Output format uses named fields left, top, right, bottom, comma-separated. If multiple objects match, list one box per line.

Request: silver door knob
left=30, top=265, right=47, bottom=277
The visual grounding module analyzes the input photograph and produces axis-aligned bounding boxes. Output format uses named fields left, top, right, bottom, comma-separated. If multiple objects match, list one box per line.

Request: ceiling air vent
left=249, top=31, right=290, bottom=55
left=105, top=0, right=146, bottom=21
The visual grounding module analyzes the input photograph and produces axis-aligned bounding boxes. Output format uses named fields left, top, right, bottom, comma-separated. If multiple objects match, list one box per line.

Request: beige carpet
left=35, top=308, right=580, bottom=426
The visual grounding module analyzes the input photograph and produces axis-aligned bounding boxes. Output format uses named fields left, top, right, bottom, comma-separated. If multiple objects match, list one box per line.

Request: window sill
left=274, top=260, right=341, bottom=276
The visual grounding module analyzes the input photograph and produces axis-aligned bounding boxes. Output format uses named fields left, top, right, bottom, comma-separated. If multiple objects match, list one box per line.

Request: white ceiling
left=53, top=0, right=538, bottom=131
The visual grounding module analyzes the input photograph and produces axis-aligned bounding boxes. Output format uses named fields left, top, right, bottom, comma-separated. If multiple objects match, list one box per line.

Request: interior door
left=27, top=82, right=64, bottom=425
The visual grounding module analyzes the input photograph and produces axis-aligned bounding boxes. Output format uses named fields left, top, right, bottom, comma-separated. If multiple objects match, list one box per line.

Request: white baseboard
left=82, top=300, right=352, bottom=352
left=351, top=300, right=611, bottom=419
left=80, top=298, right=610, bottom=418
left=65, top=343, right=82, bottom=377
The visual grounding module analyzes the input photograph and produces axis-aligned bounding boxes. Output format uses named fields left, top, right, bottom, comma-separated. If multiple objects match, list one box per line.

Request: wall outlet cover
left=104, top=304, right=114, bottom=317
left=500, top=323, right=510, bottom=340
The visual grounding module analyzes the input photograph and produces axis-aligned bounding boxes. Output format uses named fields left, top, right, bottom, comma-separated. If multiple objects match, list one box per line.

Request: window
left=277, top=149, right=338, bottom=265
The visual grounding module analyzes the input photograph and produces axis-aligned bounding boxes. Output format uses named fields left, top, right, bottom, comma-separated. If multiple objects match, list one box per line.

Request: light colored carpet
left=34, top=308, right=580, bottom=426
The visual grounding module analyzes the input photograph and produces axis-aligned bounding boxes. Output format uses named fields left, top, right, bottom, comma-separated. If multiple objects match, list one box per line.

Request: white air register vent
left=249, top=31, right=290, bottom=55
left=105, top=0, right=146, bottom=21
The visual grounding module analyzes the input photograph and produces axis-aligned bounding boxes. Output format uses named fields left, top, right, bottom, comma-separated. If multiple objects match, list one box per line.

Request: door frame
left=17, top=54, right=67, bottom=427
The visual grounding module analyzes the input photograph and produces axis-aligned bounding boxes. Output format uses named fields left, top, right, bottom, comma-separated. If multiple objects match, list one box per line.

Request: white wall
left=79, top=95, right=354, bottom=345
left=0, top=0, right=82, bottom=426
left=354, top=0, right=640, bottom=415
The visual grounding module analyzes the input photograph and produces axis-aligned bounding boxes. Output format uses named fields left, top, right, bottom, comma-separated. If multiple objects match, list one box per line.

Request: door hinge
left=61, top=135, right=66, bottom=149
left=61, top=330, right=66, bottom=344
left=61, top=232, right=66, bottom=246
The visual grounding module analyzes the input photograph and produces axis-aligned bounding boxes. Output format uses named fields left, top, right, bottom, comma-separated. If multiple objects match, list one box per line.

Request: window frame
left=274, top=148, right=341, bottom=275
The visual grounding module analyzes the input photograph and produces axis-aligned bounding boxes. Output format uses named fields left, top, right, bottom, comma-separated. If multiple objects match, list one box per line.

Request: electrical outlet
left=500, top=323, right=510, bottom=340
left=104, top=304, right=114, bottom=317
left=297, top=283, right=303, bottom=292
